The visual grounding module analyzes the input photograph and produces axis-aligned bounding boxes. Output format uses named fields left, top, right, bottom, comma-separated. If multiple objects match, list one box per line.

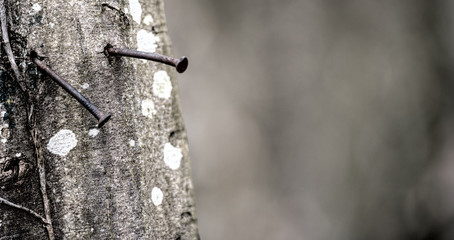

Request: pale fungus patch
left=0, top=120, right=10, bottom=144
left=32, top=3, right=42, bottom=12
left=153, top=71, right=172, bottom=99
left=47, top=130, right=78, bottom=156
left=88, top=129, right=99, bottom=138
left=151, top=187, right=163, bottom=206
left=163, top=143, right=182, bottom=170
left=128, top=0, right=142, bottom=24
left=137, top=29, right=159, bottom=53
left=141, top=99, right=156, bottom=119
left=143, top=14, right=153, bottom=25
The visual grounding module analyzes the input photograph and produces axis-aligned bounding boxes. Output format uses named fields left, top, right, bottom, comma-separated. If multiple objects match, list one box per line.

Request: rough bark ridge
left=0, top=0, right=199, bottom=239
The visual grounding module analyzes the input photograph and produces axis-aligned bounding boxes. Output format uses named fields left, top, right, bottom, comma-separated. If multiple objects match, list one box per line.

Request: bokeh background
left=165, top=1, right=454, bottom=239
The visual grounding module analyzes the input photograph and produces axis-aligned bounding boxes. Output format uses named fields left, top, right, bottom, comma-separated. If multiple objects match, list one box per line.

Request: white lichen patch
left=163, top=143, right=182, bottom=170
left=141, top=99, right=156, bottom=119
left=153, top=71, right=172, bottom=99
left=47, top=129, right=78, bottom=156
left=129, top=140, right=136, bottom=147
left=82, top=83, right=89, bottom=89
left=128, top=0, right=142, bottom=24
left=137, top=29, right=159, bottom=53
left=0, top=124, right=9, bottom=144
left=151, top=187, right=163, bottom=206
left=32, top=3, right=42, bottom=12
left=88, top=129, right=99, bottom=138
left=143, top=15, right=153, bottom=25
left=0, top=106, right=10, bottom=144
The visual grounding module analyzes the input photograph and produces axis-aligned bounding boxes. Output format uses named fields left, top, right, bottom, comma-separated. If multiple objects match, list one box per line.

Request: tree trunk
left=0, top=0, right=198, bottom=239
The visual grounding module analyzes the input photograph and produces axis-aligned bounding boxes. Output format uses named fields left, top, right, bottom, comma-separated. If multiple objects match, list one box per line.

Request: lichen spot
left=137, top=29, right=159, bottom=53
left=129, top=140, right=136, bottom=147
left=151, top=187, right=163, bottom=206
left=88, top=129, right=99, bottom=138
left=143, top=15, right=153, bottom=25
left=32, top=3, right=42, bottom=12
left=163, top=143, right=182, bottom=170
left=141, top=99, right=156, bottom=119
left=153, top=71, right=172, bottom=99
left=47, top=130, right=78, bottom=157
left=128, top=0, right=142, bottom=24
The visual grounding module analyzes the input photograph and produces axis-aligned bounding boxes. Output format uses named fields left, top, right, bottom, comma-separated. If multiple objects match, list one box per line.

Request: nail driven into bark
left=31, top=52, right=111, bottom=128
left=104, top=44, right=189, bottom=73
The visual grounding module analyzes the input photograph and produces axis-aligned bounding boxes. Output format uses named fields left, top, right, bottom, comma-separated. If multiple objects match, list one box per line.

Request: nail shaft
left=105, top=45, right=188, bottom=73
left=32, top=57, right=111, bottom=127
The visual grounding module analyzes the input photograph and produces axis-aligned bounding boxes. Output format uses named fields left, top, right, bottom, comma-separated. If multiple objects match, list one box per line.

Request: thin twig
left=101, top=2, right=129, bottom=26
left=0, top=2, right=55, bottom=240
left=32, top=121, right=55, bottom=240
left=0, top=196, right=48, bottom=224
left=0, top=0, right=26, bottom=93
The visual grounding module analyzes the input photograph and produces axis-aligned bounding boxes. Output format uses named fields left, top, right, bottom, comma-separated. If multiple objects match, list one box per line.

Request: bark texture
left=0, top=0, right=198, bottom=239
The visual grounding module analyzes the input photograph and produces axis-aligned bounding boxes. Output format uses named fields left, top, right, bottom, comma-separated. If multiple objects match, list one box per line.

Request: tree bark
left=0, top=0, right=198, bottom=239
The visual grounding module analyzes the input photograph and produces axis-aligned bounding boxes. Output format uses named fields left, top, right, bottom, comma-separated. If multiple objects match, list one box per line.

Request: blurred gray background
left=165, top=1, right=454, bottom=239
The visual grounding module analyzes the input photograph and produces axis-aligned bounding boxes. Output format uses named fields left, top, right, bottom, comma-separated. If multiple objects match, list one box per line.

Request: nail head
left=176, top=57, right=188, bottom=73
left=97, top=113, right=111, bottom=128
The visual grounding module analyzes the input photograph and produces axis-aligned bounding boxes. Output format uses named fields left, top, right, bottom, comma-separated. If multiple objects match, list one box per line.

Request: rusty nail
left=104, top=44, right=188, bottom=73
left=31, top=52, right=111, bottom=128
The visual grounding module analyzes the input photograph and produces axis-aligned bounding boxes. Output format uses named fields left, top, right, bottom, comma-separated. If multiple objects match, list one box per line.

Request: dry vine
left=0, top=1, right=55, bottom=239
